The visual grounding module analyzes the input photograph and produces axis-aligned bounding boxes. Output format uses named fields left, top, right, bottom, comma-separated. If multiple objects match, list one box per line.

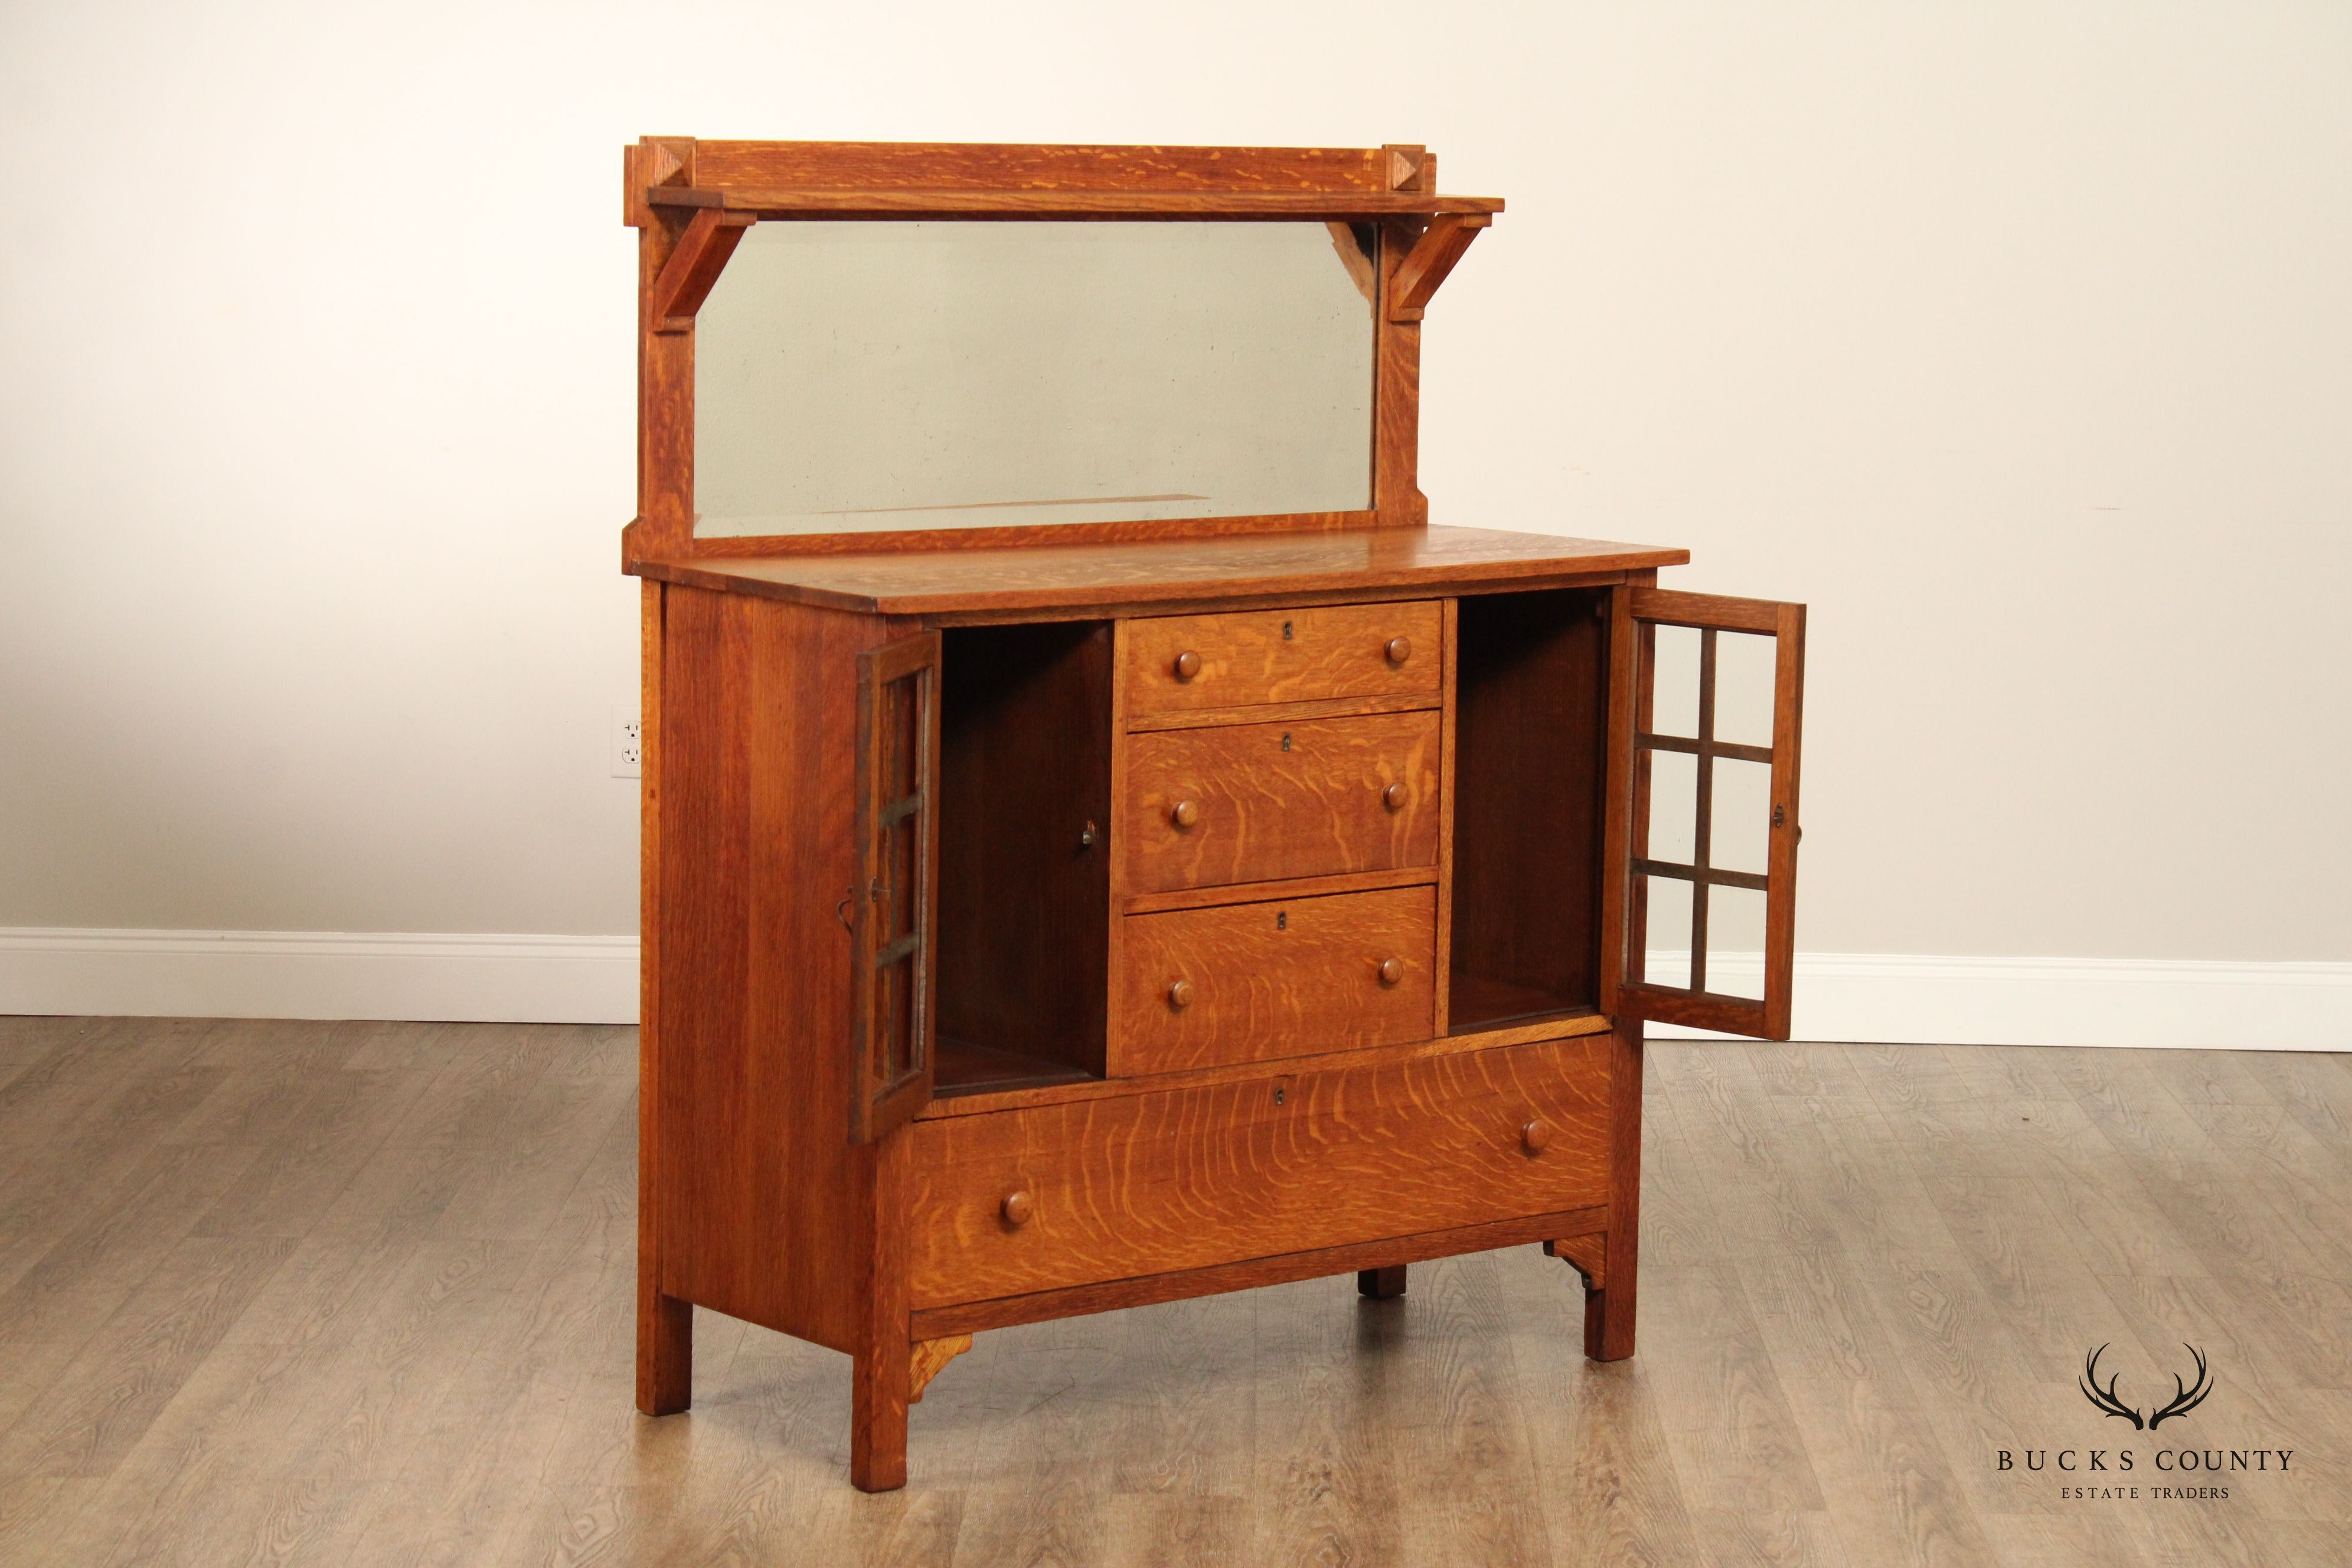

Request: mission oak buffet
left=621, top=137, right=1808, bottom=1491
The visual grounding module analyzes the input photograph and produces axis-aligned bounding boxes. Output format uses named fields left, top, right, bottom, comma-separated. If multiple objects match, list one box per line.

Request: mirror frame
left=620, top=139, right=1503, bottom=567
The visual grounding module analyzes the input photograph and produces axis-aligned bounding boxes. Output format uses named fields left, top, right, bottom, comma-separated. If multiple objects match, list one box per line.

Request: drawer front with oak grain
left=1117, top=885, right=1436, bottom=1073
left=1123, top=711, right=1439, bottom=894
left=1124, top=601, right=1442, bottom=717
left=904, top=1035, right=1612, bottom=1309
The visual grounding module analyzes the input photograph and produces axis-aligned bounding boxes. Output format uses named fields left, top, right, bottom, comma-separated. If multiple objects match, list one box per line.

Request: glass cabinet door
left=851, top=631, right=942, bottom=1141
left=1601, top=589, right=1807, bottom=1040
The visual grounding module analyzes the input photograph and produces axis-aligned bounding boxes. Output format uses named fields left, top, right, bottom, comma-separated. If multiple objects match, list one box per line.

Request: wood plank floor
left=1, top=1017, right=2347, bottom=1566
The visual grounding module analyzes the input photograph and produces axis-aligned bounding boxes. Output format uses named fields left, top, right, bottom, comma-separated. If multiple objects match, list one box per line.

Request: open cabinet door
left=850, top=631, right=942, bottom=1142
left=1600, top=588, right=1806, bottom=1040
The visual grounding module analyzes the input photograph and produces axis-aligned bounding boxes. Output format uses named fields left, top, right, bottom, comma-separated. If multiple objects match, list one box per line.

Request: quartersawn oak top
left=632, top=525, right=1689, bottom=618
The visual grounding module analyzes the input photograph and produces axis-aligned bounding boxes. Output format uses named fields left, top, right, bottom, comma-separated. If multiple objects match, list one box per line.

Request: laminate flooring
left=1, top=1017, right=2347, bottom=1566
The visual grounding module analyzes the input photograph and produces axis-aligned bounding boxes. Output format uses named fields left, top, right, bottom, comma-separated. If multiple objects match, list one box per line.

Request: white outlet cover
left=612, top=705, right=643, bottom=778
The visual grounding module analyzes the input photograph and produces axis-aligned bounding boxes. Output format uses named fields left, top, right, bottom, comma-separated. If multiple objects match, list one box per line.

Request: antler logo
left=2079, top=1343, right=2214, bottom=1430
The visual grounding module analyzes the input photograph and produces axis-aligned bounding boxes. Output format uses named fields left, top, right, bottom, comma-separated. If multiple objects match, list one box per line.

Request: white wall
left=2, top=3, right=2346, bottom=1034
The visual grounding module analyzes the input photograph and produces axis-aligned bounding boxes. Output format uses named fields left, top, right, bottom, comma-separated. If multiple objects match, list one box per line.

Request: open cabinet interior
left=1448, top=587, right=1612, bottom=1033
left=935, top=620, right=1114, bottom=1093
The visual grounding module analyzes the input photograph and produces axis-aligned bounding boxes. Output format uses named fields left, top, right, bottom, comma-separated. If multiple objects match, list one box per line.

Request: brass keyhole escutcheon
left=1377, top=957, right=1403, bottom=986
left=1001, top=1191, right=1034, bottom=1227
left=1280, top=732, right=1292, bottom=752
left=1170, top=799, right=1200, bottom=829
left=1172, top=651, right=1202, bottom=680
left=1381, top=782, right=1408, bottom=812
left=1276, top=910, right=1287, bottom=930
left=1273, top=1084, right=1287, bottom=1105
left=1282, top=620, right=1294, bottom=640
left=1521, top=1119, right=1553, bottom=1155
left=1167, top=979, right=1194, bottom=1011
left=1384, top=636, right=1412, bottom=666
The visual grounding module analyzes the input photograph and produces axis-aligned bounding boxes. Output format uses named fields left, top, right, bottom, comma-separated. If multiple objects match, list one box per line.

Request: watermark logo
left=2078, top=1342, right=2213, bottom=1430
left=1995, top=1340, right=2295, bottom=1504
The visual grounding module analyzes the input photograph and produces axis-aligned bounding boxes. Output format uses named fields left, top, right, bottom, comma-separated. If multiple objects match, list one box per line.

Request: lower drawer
left=1115, top=884, right=1436, bottom=1073
left=904, top=1035, right=1612, bottom=1310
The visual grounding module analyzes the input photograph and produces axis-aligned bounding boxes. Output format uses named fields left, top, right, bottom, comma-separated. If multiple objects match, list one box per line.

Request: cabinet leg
left=854, top=1127, right=913, bottom=1492
left=1586, top=1015, right=1642, bottom=1363
left=854, top=1127, right=914, bottom=1491
left=1583, top=1280, right=1635, bottom=1360
left=636, top=577, right=687, bottom=1419
left=636, top=1289, right=692, bottom=1415
left=1357, top=1265, right=1409, bottom=1299
left=851, top=1340, right=911, bottom=1492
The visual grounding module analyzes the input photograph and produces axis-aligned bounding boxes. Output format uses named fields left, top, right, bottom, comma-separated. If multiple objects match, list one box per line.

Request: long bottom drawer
left=904, top=1035, right=1612, bottom=1309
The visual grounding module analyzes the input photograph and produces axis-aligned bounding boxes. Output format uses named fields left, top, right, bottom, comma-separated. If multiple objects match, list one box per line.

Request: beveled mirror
left=693, top=222, right=1378, bottom=538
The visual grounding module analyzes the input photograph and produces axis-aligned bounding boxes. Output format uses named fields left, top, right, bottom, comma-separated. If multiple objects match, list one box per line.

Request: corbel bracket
left=1545, top=1233, right=1606, bottom=1291
left=1387, top=212, right=1491, bottom=322
left=649, top=207, right=755, bottom=334
left=909, top=1332, right=974, bottom=1403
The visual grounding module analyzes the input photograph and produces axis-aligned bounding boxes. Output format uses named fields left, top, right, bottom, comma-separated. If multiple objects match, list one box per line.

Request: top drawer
left=1123, top=602, right=1443, bottom=717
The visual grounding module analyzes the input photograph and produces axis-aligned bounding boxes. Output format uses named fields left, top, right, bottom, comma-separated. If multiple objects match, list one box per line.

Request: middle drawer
left=1122, top=710, right=1441, bottom=894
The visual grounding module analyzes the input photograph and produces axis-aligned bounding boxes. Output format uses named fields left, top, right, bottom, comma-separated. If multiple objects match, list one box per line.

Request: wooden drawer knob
left=1001, top=1190, right=1034, bottom=1227
left=1521, top=1119, right=1553, bottom=1155
left=1167, top=979, right=1194, bottom=1010
left=1381, top=782, right=1409, bottom=812
left=1172, top=651, right=1203, bottom=680
left=1384, top=636, right=1412, bottom=666
left=1377, top=957, right=1403, bottom=986
left=1170, top=799, right=1200, bottom=829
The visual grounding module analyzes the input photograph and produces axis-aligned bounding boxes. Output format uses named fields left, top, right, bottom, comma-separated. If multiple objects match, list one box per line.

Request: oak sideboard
left=620, top=137, right=1807, bottom=1491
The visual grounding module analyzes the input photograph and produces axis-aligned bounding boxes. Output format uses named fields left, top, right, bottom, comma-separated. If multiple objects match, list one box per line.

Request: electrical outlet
left=612, top=706, right=642, bottom=778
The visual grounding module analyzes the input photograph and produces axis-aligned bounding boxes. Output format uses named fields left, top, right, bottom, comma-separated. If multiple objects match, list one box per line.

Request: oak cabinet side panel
left=658, top=585, right=879, bottom=1351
